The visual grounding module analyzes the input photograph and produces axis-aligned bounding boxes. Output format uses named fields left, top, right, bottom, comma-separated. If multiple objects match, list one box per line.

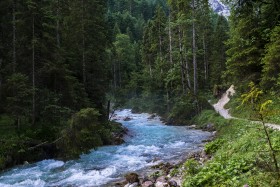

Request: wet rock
left=148, top=114, right=156, bottom=120
left=155, top=181, right=168, bottom=187
left=152, top=162, right=174, bottom=174
left=125, top=173, right=140, bottom=183
left=155, top=176, right=169, bottom=187
left=206, top=123, right=215, bottom=131
left=111, top=180, right=127, bottom=187
left=142, top=181, right=154, bottom=187
left=168, top=180, right=178, bottom=187
left=112, top=137, right=125, bottom=145
left=156, top=176, right=167, bottom=183
left=111, top=125, right=128, bottom=145
left=124, top=182, right=139, bottom=187
left=124, top=117, right=132, bottom=121
left=189, top=125, right=196, bottom=129
left=142, top=176, right=153, bottom=183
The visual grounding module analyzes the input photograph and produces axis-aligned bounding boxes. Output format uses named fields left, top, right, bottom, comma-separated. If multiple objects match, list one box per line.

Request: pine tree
left=261, top=25, right=280, bottom=89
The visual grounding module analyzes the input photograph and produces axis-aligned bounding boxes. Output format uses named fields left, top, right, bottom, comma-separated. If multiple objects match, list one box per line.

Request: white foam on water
left=0, top=179, right=46, bottom=187
left=0, top=166, right=43, bottom=184
left=117, top=145, right=161, bottom=156
left=53, top=166, right=117, bottom=187
left=40, top=160, right=65, bottom=171
left=166, top=141, right=186, bottom=148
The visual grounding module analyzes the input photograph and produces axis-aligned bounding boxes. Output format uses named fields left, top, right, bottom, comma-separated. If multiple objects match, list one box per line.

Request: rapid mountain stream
left=0, top=109, right=211, bottom=187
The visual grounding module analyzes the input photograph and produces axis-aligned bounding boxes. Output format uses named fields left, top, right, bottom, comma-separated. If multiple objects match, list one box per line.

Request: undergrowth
left=183, top=110, right=280, bottom=187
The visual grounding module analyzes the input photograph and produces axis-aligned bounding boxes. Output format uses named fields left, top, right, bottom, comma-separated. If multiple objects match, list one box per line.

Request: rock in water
left=124, top=116, right=132, bottom=121
left=125, top=173, right=140, bottom=183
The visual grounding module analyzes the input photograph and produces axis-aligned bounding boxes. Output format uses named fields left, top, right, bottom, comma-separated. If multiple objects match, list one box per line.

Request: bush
left=58, top=108, right=110, bottom=159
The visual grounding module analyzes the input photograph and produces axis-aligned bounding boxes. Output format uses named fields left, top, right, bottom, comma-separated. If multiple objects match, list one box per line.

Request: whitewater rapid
left=0, top=109, right=211, bottom=187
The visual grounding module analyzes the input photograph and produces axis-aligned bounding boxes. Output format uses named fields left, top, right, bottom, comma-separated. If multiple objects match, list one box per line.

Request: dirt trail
left=213, top=85, right=235, bottom=119
left=213, top=85, right=280, bottom=130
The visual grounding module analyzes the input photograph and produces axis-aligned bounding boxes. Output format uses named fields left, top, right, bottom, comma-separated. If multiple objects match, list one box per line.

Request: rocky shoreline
left=108, top=149, right=212, bottom=187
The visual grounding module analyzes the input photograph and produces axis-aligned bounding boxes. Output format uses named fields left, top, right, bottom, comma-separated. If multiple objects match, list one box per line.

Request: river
left=0, top=109, right=211, bottom=187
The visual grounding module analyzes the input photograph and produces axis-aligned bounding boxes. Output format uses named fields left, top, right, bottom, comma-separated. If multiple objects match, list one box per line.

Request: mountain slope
left=209, top=0, right=230, bottom=17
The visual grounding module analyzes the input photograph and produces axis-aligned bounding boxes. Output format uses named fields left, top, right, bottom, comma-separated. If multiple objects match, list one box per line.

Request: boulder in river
left=124, top=116, right=132, bottom=121
left=125, top=173, right=140, bottom=183
left=148, top=114, right=156, bottom=120
left=168, top=180, right=178, bottom=187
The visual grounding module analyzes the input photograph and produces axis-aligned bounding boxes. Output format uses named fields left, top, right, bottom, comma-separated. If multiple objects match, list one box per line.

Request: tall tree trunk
left=0, top=59, right=2, bottom=104
left=178, top=26, right=185, bottom=94
left=183, top=30, right=192, bottom=91
left=203, top=34, right=208, bottom=85
left=82, top=0, right=86, bottom=85
left=158, top=21, right=162, bottom=61
left=32, top=15, right=36, bottom=126
left=56, top=0, right=60, bottom=48
left=148, top=54, right=152, bottom=78
left=129, top=0, right=132, bottom=14
left=113, top=60, right=117, bottom=90
left=12, top=0, right=16, bottom=73
left=118, top=60, right=121, bottom=88
left=192, top=0, right=197, bottom=95
left=166, top=87, right=170, bottom=112
left=168, top=13, right=173, bottom=64
left=185, top=48, right=192, bottom=91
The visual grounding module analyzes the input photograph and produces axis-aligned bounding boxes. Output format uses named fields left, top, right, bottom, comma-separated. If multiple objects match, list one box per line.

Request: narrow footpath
left=213, top=85, right=280, bottom=130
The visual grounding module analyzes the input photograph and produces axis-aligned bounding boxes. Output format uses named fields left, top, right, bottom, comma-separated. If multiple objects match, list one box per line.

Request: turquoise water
left=0, top=109, right=211, bottom=187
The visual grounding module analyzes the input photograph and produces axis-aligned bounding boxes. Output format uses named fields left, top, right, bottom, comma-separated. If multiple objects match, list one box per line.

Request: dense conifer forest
left=1, top=0, right=280, bottom=186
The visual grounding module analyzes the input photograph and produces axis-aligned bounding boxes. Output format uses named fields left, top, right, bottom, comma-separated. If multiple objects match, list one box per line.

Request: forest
left=1, top=0, right=280, bottom=186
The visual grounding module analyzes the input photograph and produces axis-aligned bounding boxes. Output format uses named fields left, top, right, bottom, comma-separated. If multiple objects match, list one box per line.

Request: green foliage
left=261, top=25, right=280, bottom=90
left=183, top=108, right=280, bottom=187
left=184, top=159, right=201, bottom=175
left=170, top=165, right=180, bottom=177
left=205, top=139, right=225, bottom=155
left=225, top=1, right=280, bottom=91
left=0, top=135, right=43, bottom=170
left=5, top=73, right=32, bottom=120
left=58, top=108, right=111, bottom=159
left=184, top=157, right=253, bottom=187
left=168, top=95, right=212, bottom=124
left=239, top=82, right=280, bottom=177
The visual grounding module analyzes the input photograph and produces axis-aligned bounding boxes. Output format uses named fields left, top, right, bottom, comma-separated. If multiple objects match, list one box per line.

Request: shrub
left=58, top=108, right=108, bottom=159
